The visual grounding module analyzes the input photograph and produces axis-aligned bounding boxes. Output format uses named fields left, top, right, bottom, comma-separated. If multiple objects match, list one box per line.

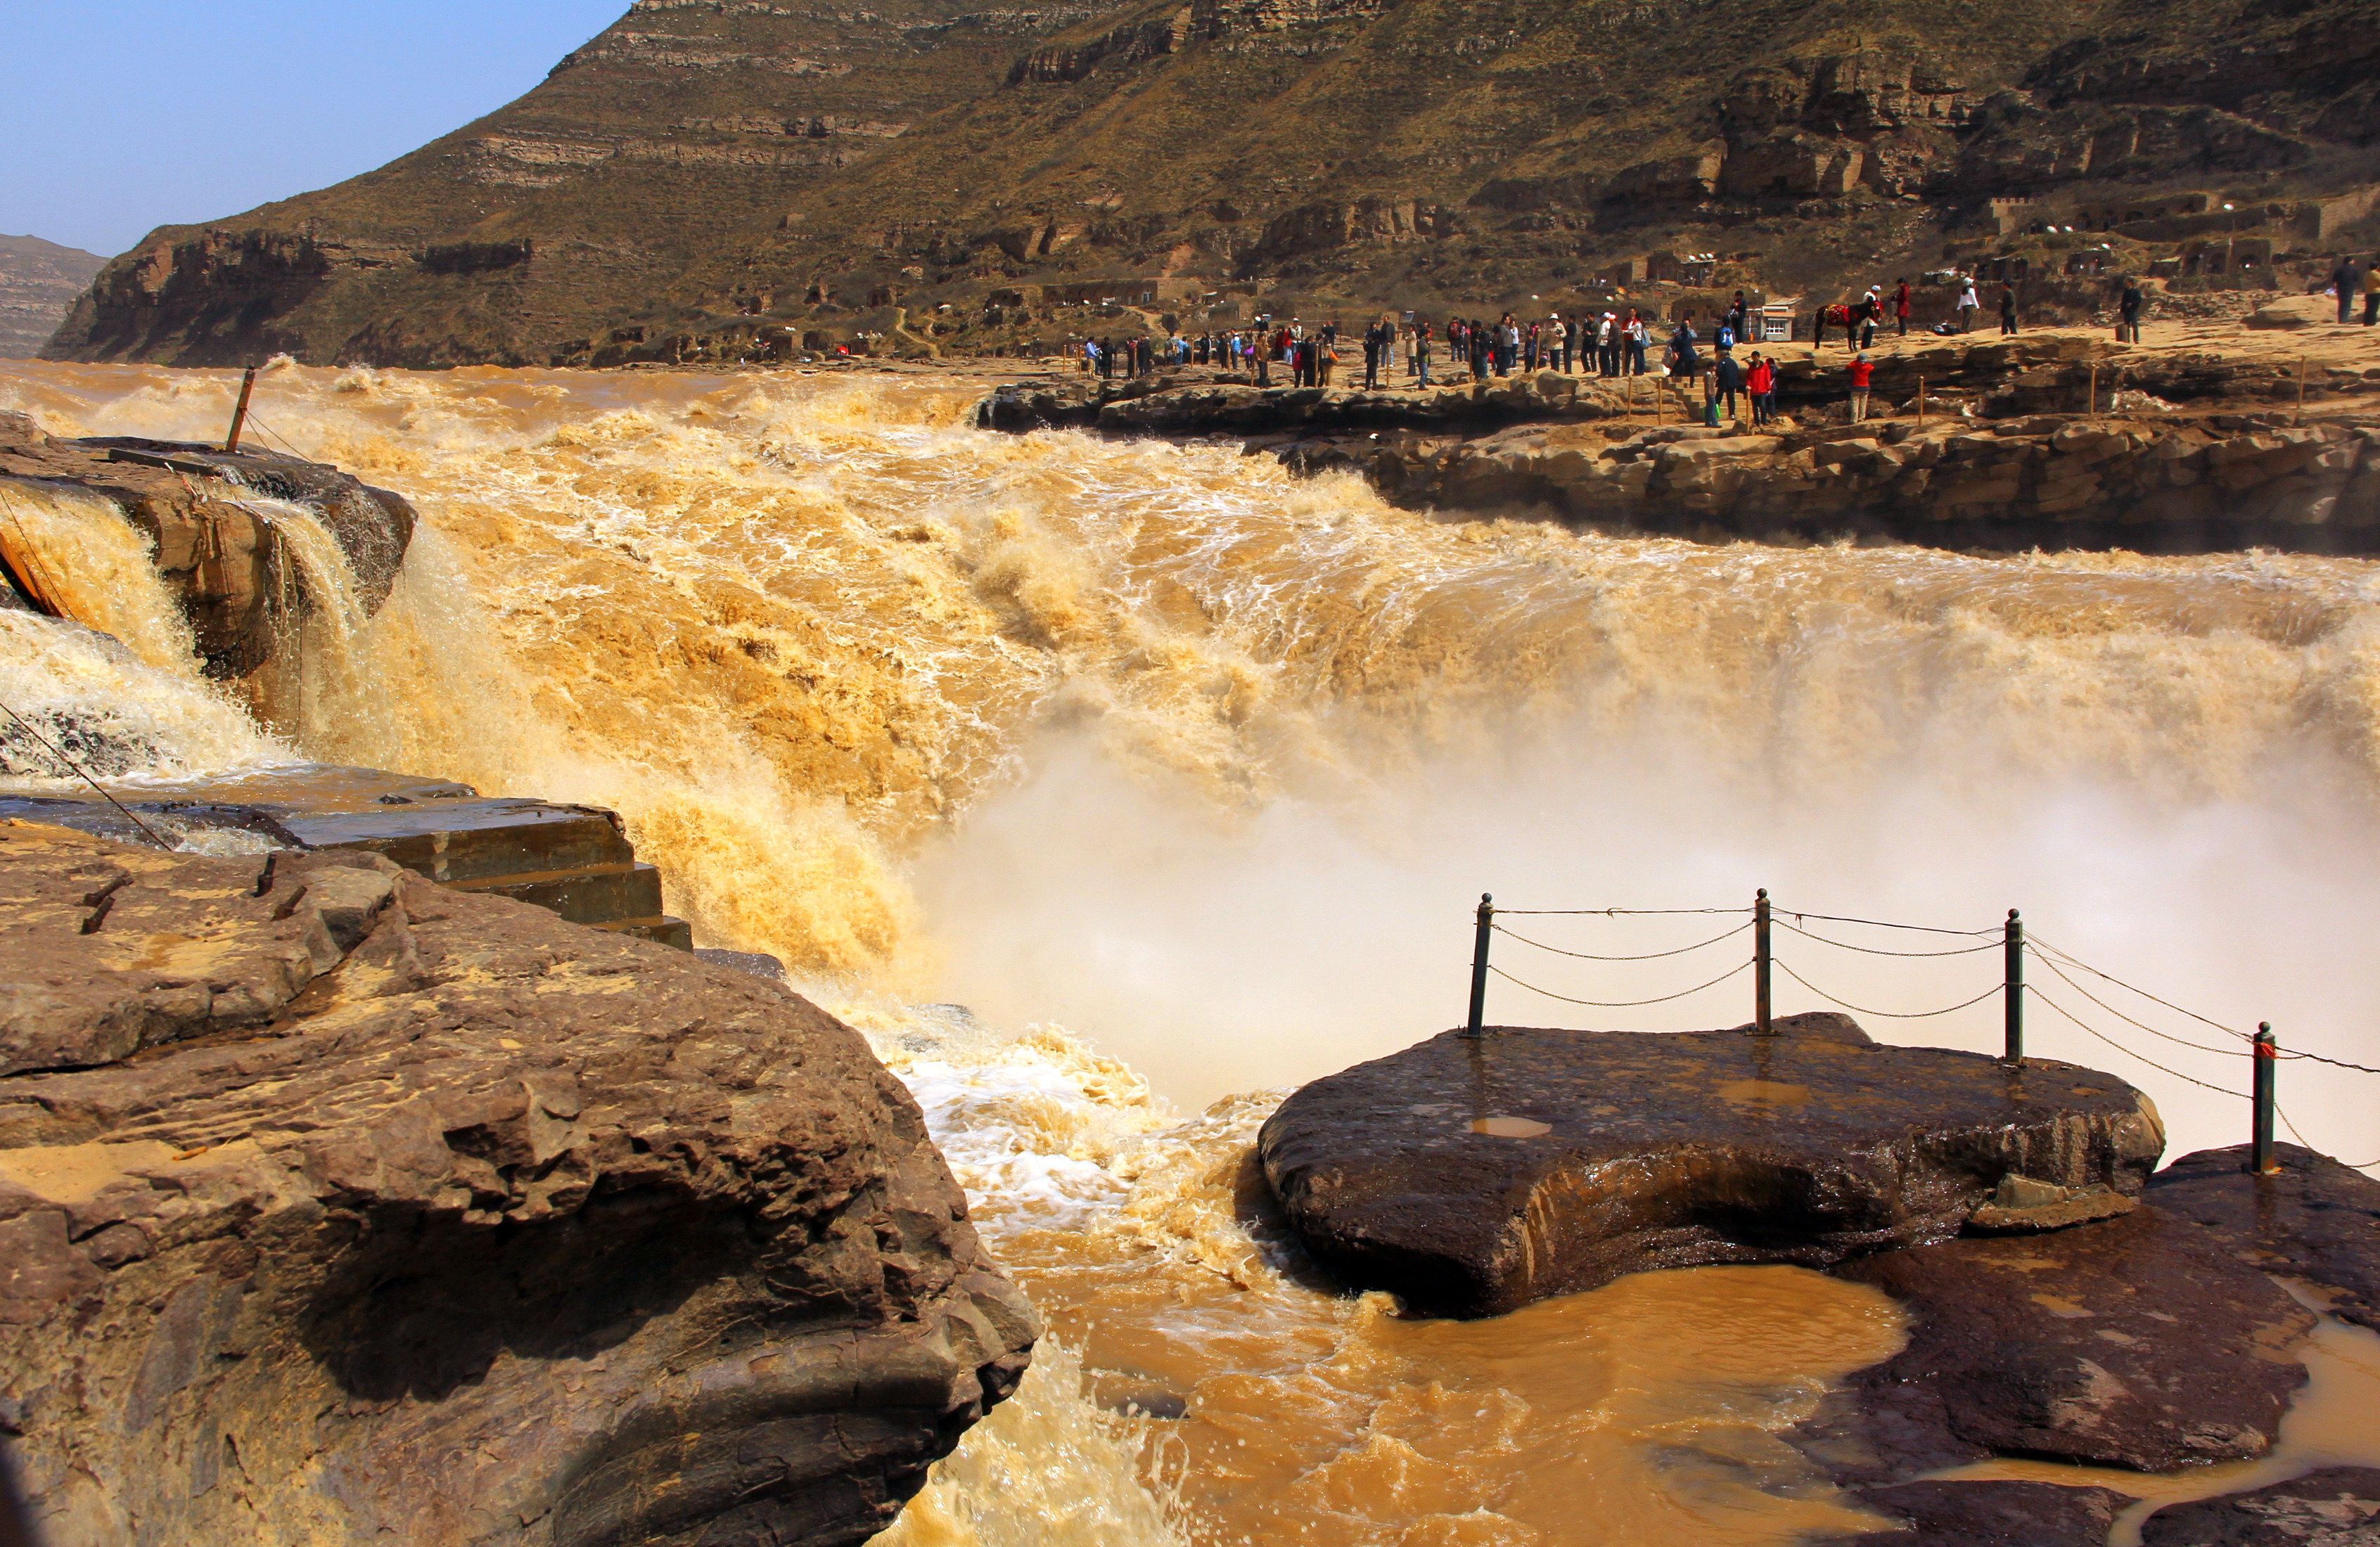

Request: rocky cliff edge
left=0, top=819, right=1035, bottom=1546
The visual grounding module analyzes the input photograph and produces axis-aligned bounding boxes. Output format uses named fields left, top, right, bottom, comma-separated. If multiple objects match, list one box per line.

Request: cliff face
left=43, top=0, right=2380, bottom=368
left=0, top=821, right=1035, bottom=1547
left=0, top=236, right=105, bottom=358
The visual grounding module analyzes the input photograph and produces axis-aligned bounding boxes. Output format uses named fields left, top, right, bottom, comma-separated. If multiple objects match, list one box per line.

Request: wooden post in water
left=1916, top=375, right=1926, bottom=427
left=1464, top=894, right=1495, bottom=1039
left=2251, top=1023, right=2278, bottom=1172
left=2087, top=362, right=2097, bottom=418
left=2003, top=910, right=2024, bottom=1062
left=1753, top=889, right=1772, bottom=1033
left=224, top=367, right=257, bottom=453
left=2296, top=359, right=2308, bottom=426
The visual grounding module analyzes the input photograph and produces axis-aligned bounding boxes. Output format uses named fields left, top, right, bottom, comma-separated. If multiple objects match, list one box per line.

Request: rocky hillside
left=0, top=236, right=105, bottom=357
left=44, top=0, right=2380, bottom=368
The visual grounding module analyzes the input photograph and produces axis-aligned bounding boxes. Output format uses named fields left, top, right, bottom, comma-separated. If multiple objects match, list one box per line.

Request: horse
left=1812, top=297, right=1882, bottom=350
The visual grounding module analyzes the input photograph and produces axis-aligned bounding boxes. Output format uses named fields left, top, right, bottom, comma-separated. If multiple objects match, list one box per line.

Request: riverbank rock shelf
left=0, top=820, right=1034, bottom=1547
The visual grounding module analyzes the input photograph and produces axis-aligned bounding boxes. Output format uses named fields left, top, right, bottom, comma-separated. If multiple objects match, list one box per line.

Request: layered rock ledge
left=0, top=410, right=415, bottom=676
left=976, top=338, right=2380, bottom=553
left=1255, top=1017, right=2165, bottom=1318
left=0, top=820, right=1033, bottom=1546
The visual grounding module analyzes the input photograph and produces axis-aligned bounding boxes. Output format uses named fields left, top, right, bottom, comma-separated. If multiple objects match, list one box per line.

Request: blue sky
left=3, top=1, right=628, bottom=258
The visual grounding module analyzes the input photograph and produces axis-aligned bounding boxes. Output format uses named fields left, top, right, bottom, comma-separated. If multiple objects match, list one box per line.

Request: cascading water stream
left=5, top=357, right=2379, bottom=1544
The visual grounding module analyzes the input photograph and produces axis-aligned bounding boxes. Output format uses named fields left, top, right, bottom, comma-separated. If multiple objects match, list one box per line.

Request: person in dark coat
left=2118, top=279, right=2144, bottom=343
left=1669, top=318, right=1699, bottom=376
left=1715, top=349, right=1744, bottom=423
left=2334, top=257, right=2362, bottom=325
left=1998, top=284, right=2018, bottom=335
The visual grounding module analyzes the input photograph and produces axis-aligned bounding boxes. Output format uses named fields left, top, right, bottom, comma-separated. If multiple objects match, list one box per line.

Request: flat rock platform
left=1256, top=1015, right=2166, bottom=1317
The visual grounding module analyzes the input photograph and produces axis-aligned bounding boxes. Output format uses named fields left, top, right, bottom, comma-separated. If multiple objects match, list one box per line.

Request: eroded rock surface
left=1825, top=1479, right=2135, bottom=1546
left=0, top=820, right=1034, bottom=1547
left=1255, top=1021, right=2165, bottom=1316
left=2140, top=1468, right=2380, bottom=1546
left=2148, top=1143, right=2380, bottom=1332
left=1815, top=1207, right=2314, bottom=1473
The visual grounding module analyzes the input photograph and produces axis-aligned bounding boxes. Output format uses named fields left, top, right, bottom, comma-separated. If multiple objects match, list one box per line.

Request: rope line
left=1494, top=906, right=1754, bottom=917
left=0, top=695, right=174, bottom=849
left=2274, top=1047, right=2380, bottom=1076
left=1776, top=907, right=1999, bottom=938
left=1776, top=919, right=2001, bottom=958
left=2275, top=1107, right=2380, bottom=1172
left=2025, top=932, right=2253, bottom=1041
left=0, top=482, right=75, bottom=615
left=2029, top=932, right=2380, bottom=1074
left=1770, top=958, right=2004, bottom=1020
left=241, top=411, right=307, bottom=458
left=1487, top=958, right=1751, bottom=1008
left=2026, top=948, right=2246, bottom=1059
left=2027, top=986, right=2243, bottom=1096
left=1494, top=918, right=1751, bottom=962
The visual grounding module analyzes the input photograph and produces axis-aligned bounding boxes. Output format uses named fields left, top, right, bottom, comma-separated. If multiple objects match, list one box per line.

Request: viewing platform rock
left=1256, top=1013, right=2167, bottom=1319
left=0, top=764, right=693, bottom=949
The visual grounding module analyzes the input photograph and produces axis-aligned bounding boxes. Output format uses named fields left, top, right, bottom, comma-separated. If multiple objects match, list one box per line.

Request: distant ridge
left=41, top=0, right=2380, bottom=368
left=1, top=236, right=106, bottom=359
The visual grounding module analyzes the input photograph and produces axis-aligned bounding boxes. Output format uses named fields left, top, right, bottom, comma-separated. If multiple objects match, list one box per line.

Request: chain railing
left=1459, top=890, right=2380, bottom=1174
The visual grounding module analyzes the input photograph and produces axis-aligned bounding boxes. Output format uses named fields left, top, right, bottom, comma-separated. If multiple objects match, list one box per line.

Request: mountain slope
left=1, top=236, right=107, bottom=358
left=45, top=0, right=2380, bottom=367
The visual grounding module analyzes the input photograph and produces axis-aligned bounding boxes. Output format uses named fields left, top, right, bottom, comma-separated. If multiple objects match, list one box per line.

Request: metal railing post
left=224, top=366, right=258, bottom=453
left=2251, top=1022, right=2278, bottom=1173
left=1754, top=888, right=1772, bottom=1033
left=1465, top=894, right=1494, bottom=1039
left=2004, top=909, right=2024, bottom=1062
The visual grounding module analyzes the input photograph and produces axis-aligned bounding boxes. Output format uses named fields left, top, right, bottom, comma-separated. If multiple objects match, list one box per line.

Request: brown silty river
left=4, top=359, right=2378, bottom=1544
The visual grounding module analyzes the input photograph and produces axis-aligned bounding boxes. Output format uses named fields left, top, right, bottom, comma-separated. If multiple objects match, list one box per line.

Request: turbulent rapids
left=6, top=358, right=2380, bottom=1545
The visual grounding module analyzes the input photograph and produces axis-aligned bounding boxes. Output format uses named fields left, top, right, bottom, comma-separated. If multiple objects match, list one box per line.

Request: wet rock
left=2139, top=1467, right=2380, bottom=1545
left=1256, top=1022, right=2165, bottom=1317
left=0, top=411, right=415, bottom=676
left=0, top=821, right=1035, bottom=1547
left=78, top=435, right=417, bottom=611
left=696, top=946, right=790, bottom=980
left=1366, top=409, right=2380, bottom=553
left=1828, top=1479, right=2134, bottom=1546
left=2147, top=1143, right=2380, bottom=1332
left=1821, top=1207, right=2313, bottom=1475
left=1966, top=1173, right=2139, bottom=1232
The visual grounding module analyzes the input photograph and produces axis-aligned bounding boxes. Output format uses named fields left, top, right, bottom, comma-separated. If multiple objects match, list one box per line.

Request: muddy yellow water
left=5, top=359, right=2380, bottom=1543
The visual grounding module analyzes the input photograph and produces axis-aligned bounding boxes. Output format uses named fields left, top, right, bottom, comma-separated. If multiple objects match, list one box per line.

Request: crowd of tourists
left=1076, top=295, right=1806, bottom=425
left=1068, top=255, right=2377, bottom=425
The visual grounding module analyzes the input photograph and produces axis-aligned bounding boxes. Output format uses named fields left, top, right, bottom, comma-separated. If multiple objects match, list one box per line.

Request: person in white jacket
left=1957, top=276, right=1981, bottom=333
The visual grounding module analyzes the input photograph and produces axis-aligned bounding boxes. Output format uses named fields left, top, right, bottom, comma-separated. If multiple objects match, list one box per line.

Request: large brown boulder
left=0, top=819, right=1034, bottom=1546
left=1256, top=1020, right=2165, bottom=1317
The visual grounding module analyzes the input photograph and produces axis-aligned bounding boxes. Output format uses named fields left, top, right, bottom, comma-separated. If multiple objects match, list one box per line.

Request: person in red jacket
left=1894, top=278, right=1912, bottom=336
left=1746, top=352, right=1775, bottom=425
left=1849, top=352, right=1875, bottom=423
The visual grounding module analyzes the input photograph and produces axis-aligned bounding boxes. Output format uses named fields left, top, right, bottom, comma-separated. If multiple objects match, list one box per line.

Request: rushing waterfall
left=6, top=357, right=2379, bottom=1545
